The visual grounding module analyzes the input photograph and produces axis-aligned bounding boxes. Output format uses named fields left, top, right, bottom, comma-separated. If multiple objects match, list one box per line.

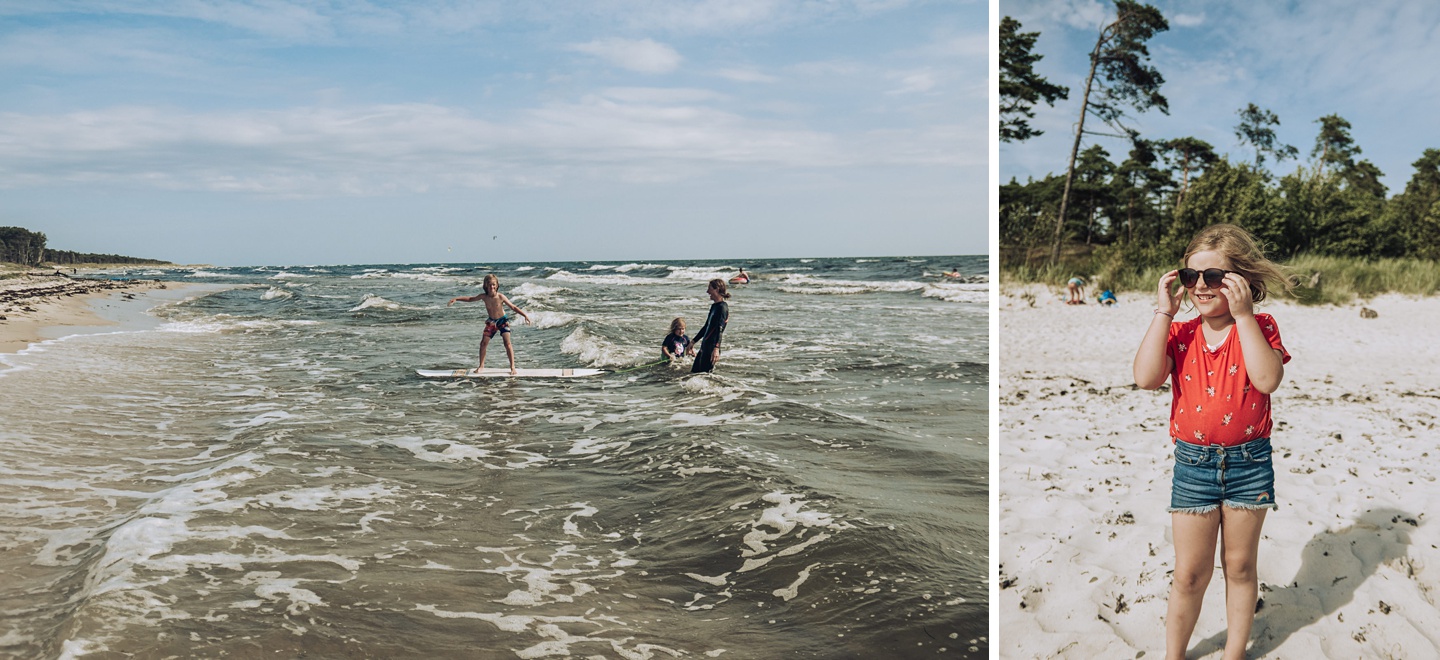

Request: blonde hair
left=1181, top=224, right=1294, bottom=303
left=670, top=317, right=685, bottom=334
left=707, top=278, right=731, bottom=299
left=483, top=273, right=499, bottom=293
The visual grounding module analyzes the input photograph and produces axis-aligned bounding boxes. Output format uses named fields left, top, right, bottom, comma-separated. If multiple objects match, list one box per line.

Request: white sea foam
left=527, top=311, right=577, bottom=329
left=738, top=492, right=848, bottom=560
left=261, top=287, right=293, bottom=300
left=268, top=272, right=312, bottom=279
left=665, top=266, right=736, bottom=281
left=389, top=272, right=450, bottom=283
left=349, top=294, right=402, bottom=312
left=380, top=436, right=495, bottom=463
left=922, top=282, right=988, bottom=303
left=546, top=270, right=648, bottom=286
left=776, top=274, right=926, bottom=296
left=185, top=270, right=242, bottom=278
left=559, top=328, right=640, bottom=367
left=669, top=412, right=742, bottom=426
left=614, top=263, right=666, bottom=272
left=515, top=266, right=535, bottom=271
left=158, top=318, right=320, bottom=334
left=256, top=483, right=396, bottom=511
left=773, top=562, right=821, bottom=601
left=584, top=264, right=617, bottom=271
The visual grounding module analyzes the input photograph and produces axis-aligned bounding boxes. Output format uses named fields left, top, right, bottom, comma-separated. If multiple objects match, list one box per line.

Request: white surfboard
left=416, top=367, right=605, bottom=379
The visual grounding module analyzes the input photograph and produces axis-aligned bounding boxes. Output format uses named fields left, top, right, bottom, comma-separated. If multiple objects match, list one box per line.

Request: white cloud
left=886, top=69, right=938, bottom=95
left=568, top=37, right=682, bottom=74
left=715, top=68, right=779, bottom=83
left=1170, top=13, right=1205, bottom=28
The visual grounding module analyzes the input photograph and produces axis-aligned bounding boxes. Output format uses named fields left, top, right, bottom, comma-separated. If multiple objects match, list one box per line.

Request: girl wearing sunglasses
left=1132, top=223, right=1294, bottom=660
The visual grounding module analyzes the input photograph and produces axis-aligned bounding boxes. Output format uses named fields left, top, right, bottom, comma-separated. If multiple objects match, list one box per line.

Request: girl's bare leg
left=477, top=335, right=491, bottom=370
left=502, top=334, right=516, bottom=375
left=1219, top=507, right=1267, bottom=660
left=1166, top=509, right=1221, bottom=660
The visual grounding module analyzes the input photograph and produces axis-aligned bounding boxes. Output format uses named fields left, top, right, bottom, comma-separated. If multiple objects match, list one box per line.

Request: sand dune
left=1000, top=285, right=1440, bottom=658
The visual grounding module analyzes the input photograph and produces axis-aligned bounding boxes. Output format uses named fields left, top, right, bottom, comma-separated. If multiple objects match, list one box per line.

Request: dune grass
left=1003, top=254, right=1440, bottom=305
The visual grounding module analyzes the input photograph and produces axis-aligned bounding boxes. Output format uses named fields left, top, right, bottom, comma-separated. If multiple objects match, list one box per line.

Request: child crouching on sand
left=1132, top=223, right=1293, bottom=660
left=448, top=274, right=532, bottom=375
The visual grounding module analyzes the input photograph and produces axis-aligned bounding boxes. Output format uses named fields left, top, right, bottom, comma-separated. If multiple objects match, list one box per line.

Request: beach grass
left=1002, top=254, right=1440, bottom=305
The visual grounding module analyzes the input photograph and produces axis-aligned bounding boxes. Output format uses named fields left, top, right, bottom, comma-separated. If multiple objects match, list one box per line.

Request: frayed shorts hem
left=1167, top=501, right=1278, bottom=515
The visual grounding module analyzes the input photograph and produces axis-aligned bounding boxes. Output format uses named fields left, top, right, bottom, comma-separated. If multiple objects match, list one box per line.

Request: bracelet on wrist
left=1154, top=309, right=1174, bottom=318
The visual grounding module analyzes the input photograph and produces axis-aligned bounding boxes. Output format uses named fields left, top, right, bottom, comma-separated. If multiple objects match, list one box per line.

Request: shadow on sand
left=1188, top=507, right=1418, bottom=658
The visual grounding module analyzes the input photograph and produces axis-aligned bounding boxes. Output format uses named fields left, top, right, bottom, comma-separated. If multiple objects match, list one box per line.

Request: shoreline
left=0, top=276, right=196, bottom=354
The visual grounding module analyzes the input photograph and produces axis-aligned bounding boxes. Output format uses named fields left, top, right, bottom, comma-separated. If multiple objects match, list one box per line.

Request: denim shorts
left=1169, top=437, right=1277, bottom=514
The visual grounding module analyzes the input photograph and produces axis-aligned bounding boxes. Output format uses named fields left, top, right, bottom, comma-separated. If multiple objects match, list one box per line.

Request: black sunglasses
left=1178, top=268, right=1236, bottom=288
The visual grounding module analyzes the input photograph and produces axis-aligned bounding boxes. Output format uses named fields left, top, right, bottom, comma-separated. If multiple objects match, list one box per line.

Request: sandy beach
left=0, top=275, right=177, bottom=353
left=999, top=284, right=1440, bottom=658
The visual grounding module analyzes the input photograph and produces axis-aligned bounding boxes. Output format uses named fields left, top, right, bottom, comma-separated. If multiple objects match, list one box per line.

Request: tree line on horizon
left=0, top=226, right=170, bottom=267
left=1000, top=2, right=1440, bottom=283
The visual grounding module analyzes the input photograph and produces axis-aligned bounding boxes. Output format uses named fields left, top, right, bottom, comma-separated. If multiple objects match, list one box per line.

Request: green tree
left=1169, top=159, right=1281, bottom=258
left=1000, top=17, right=1070, bottom=143
left=1277, top=167, right=1379, bottom=258
left=1382, top=149, right=1440, bottom=258
left=1111, top=138, right=1173, bottom=244
left=1051, top=0, right=1169, bottom=265
left=1073, top=145, right=1117, bottom=244
left=1312, top=114, right=1361, bottom=174
left=1160, top=137, right=1219, bottom=209
left=1234, top=103, right=1298, bottom=169
left=0, top=226, right=47, bottom=266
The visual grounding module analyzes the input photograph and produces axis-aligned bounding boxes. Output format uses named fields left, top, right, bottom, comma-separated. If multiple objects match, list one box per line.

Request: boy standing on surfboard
left=448, top=274, right=532, bottom=375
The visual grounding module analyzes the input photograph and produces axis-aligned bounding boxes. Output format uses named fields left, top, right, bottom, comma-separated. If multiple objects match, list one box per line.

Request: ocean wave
left=349, top=294, right=404, bottom=312
left=185, top=270, right=242, bottom=278
left=388, top=272, right=450, bottom=283
left=559, top=327, right=641, bottom=367
left=615, top=263, right=667, bottom=272
left=528, top=311, right=577, bottom=329
left=510, top=282, right=563, bottom=299
left=776, top=274, right=926, bottom=295
left=584, top=264, right=616, bottom=271
left=922, top=282, right=988, bottom=303
left=261, top=287, right=294, bottom=301
left=547, top=270, right=648, bottom=286
left=665, top=266, right=739, bottom=281
left=269, top=272, right=312, bottom=279
left=159, top=318, right=321, bottom=333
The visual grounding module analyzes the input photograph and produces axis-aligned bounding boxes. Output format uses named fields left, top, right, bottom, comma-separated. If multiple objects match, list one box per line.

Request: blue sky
left=0, top=0, right=984, bottom=266
left=1001, top=0, right=1440, bottom=196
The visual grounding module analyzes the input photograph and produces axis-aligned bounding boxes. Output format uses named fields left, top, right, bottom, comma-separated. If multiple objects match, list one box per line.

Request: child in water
left=661, top=317, right=691, bottom=363
left=1132, top=223, right=1292, bottom=660
left=448, top=274, right=532, bottom=375
left=687, top=279, right=730, bottom=373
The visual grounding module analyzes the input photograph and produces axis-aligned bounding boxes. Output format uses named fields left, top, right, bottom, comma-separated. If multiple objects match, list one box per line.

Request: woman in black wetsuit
left=688, top=278, right=730, bottom=373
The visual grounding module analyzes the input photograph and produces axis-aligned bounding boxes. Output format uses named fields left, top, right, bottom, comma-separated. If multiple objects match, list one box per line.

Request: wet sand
left=0, top=276, right=180, bottom=353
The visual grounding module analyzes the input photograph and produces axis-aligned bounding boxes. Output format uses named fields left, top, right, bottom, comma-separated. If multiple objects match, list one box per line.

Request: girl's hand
left=1156, top=270, right=1182, bottom=315
left=447, top=298, right=457, bottom=307
left=1220, top=272, right=1255, bottom=318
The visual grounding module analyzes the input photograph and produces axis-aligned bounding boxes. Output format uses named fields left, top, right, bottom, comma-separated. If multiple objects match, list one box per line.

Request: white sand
left=0, top=276, right=191, bottom=353
left=999, top=284, right=1440, bottom=658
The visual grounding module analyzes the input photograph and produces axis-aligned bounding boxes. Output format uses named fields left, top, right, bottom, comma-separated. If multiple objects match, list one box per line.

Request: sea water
left=0, top=257, right=987, bottom=658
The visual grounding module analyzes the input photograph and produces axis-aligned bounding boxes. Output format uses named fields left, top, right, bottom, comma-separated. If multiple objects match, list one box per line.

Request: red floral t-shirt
left=1167, top=313, right=1290, bottom=446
